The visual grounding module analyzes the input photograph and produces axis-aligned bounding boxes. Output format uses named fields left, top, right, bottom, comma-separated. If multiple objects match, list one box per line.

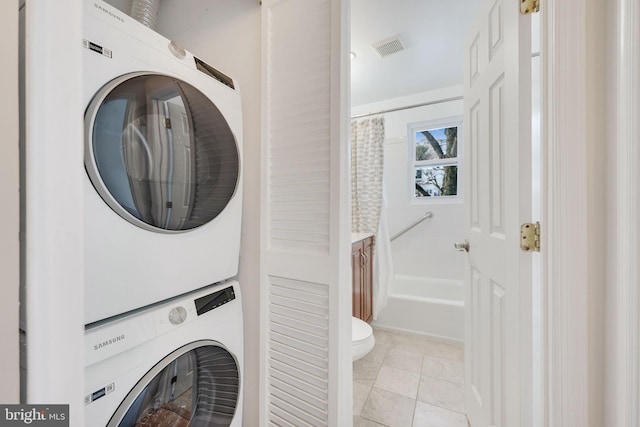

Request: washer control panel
left=194, top=286, right=236, bottom=316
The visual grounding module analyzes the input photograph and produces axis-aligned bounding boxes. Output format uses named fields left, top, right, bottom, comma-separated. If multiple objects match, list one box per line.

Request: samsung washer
left=83, top=1, right=243, bottom=323
left=84, top=281, right=243, bottom=426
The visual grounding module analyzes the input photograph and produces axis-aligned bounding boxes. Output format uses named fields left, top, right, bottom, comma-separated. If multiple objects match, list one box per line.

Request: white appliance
left=83, top=1, right=243, bottom=324
left=84, top=280, right=243, bottom=426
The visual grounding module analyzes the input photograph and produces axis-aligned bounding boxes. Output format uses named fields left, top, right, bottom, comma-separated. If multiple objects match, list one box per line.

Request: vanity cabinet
left=352, top=235, right=374, bottom=323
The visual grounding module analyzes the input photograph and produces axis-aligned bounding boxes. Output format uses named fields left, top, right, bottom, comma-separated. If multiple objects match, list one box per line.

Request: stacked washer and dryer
left=82, top=1, right=244, bottom=425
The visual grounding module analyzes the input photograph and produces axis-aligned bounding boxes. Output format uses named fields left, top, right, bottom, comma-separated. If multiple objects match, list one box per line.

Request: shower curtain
left=351, top=116, right=393, bottom=319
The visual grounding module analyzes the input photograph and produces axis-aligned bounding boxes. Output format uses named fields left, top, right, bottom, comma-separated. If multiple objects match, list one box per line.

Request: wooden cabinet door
left=361, top=237, right=374, bottom=323
left=351, top=242, right=363, bottom=320
left=352, top=236, right=374, bottom=323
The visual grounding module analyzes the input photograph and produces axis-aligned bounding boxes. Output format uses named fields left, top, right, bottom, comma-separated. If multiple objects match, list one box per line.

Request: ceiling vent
left=372, top=35, right=406, bottom=58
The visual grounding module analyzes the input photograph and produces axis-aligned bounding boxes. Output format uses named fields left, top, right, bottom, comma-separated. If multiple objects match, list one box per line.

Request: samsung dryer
left=84, top=281, right=243, bottom=426
left=83, top=1, right=243, bottom=323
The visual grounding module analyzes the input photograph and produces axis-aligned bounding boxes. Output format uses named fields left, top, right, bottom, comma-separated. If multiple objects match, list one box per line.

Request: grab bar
left=390, top=211, right=433, bottom=242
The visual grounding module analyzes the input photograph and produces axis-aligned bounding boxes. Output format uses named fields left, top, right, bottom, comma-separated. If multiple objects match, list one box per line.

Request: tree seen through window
left=413, top=125, right=459, bottom=198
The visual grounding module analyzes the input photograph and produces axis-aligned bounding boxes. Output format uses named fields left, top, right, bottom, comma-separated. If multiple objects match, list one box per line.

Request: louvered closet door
left=261, top=0, right=351, bottom=426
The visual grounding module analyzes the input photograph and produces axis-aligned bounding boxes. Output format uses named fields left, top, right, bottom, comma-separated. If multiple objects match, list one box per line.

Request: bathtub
left=372, top=275, right=464, bottom=343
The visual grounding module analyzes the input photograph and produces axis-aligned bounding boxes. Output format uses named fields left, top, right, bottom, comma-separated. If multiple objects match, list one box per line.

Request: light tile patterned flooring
left=353, top=327, right=468, bottom=427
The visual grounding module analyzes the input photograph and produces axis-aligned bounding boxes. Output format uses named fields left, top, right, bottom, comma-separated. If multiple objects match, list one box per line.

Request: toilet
left=352, top=316, right=376, bottom=361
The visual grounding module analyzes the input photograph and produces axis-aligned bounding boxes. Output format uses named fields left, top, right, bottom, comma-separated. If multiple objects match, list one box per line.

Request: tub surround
left=373, top=275, right=464, bottom=343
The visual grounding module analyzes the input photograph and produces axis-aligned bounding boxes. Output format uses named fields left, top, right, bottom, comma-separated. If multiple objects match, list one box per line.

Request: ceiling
left=350, top=0, right=480, bottom=107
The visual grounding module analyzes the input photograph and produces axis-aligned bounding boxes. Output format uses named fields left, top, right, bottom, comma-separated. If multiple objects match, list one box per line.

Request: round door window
left=86, top=74, right=239, bottom=232
left=110, top=341, right=240, bottom=427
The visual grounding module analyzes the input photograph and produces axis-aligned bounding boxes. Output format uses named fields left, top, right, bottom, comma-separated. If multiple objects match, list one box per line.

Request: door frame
left=605, top=0, right=640, bottom=425
left=540, top=0, right=603, bottom=425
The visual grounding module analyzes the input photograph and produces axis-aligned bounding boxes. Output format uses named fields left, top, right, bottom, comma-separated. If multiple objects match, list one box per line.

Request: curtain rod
left=350, top=95, right=464, bottom=120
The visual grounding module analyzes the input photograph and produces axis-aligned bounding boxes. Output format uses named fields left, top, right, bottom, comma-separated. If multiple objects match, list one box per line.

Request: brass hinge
left=520, top=0, right=540, bottom=14
left=520, top=222, right=540, bottom=252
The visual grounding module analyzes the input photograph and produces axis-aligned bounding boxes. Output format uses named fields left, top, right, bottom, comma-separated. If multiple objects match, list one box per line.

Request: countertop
left=351, top=232, right=374, bottom=244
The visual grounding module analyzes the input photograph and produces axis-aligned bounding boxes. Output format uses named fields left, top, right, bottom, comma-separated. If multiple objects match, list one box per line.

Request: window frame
left=408, top=116, right=464, bottom=204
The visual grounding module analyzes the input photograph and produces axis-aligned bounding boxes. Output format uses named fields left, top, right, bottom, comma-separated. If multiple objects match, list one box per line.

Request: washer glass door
left=86, top=74, right=239, bottom=232
left=110, top=341, right=240, bottom=427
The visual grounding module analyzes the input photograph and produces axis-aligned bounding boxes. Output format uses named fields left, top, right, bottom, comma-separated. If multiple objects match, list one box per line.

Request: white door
left=261, top=0, right=352, bottom=425
left=463, top=0, right=532, bottom=426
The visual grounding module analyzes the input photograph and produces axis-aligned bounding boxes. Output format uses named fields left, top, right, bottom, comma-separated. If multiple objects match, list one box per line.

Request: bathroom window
left=409, top=117, right=462, bottom=201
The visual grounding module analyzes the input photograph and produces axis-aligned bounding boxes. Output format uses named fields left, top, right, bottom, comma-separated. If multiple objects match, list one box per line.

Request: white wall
left=1, top=0, right=20, bottom=404
left=352, top=86, right=465, bottom=281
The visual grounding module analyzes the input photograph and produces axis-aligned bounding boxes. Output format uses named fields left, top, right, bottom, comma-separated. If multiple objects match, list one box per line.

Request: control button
left=168, top=41, right=186, bottom=59
left=168, top=306, right=188, bottom=325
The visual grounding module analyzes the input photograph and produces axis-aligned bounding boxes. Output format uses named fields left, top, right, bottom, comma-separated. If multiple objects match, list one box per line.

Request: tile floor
left=353, top=327, right=467, bottom=427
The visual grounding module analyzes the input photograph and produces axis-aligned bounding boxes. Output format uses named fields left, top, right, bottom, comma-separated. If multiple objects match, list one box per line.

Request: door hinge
left=164, top=118, right=172, bottom=129
left=520, top=0, right=540, bottom=14
left=520, top=222, right=540, bottom=252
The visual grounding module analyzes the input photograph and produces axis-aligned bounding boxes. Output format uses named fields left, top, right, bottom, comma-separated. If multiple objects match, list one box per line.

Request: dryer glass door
left=110, top=341, right=240, bottom=427
left=86, top=74, right=239, bottom=232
